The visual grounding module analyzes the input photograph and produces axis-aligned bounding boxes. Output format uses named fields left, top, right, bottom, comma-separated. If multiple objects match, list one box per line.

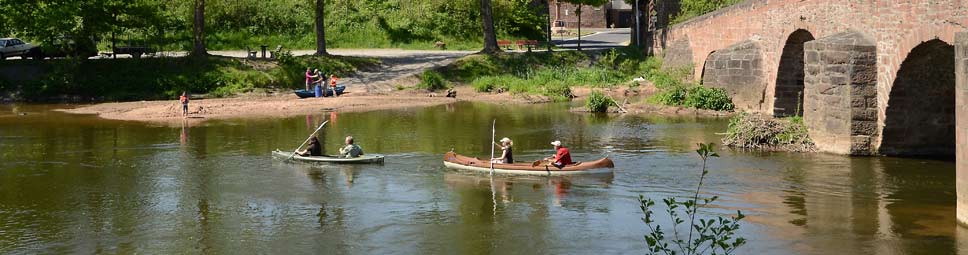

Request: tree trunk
left=314, top=0, right=328, bottom=56
left=576, top=4, right=582, bottom=51
left=191, top=0, right=207, bottom=56
left=545, top=0, right=553, bottom=52
left=480, top=0, right=500, bottom=54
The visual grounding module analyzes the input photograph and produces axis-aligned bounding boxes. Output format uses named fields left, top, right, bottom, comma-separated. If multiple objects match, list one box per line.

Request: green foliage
left=640, top=143, right=746, bottom=255
left=417, top=70, right=448, bottom=91
left=722, top=113, right=816, bottom=151
left=683, top=86, right=734, bottom=111
left=450, top=49, right=654, bottom=101
left=3, top=0, right=551, bottom=51
left=644, top=57, right=734, bottom=111
left=672, top=0, right=744, bottom=25
left=2, top=55, right=376, bottom=101
left=586, top=90, right=615, bottom=113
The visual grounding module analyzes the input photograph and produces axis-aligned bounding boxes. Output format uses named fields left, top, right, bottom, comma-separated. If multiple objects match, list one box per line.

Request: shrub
left=684, top=86, right=734, bottom=111
left=652, top=85, right=687, bottom=106
left=541, top=80, right=573, bottom=102
left=417, top=70, right=448, bottom=91
left=586, top=90, right=615, bottom=112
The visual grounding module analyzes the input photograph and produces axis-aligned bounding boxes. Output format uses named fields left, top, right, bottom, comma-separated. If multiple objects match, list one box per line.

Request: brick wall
left=551, top=1, right=608, bottom=28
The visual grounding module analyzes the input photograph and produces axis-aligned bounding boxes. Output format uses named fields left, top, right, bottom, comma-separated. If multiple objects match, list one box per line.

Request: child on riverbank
left=329, top=74, right=339, bottom=97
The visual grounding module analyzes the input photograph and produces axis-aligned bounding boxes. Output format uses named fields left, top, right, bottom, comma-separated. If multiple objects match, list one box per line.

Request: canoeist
left=491, top=137, right=514, bottom=164
left=296, top=136, right=323, bottom=156
left=338, top=136, right=364, bottom=158
left=545, top=140, right=572, bottom=169
left=179, top=92, right=189, bottom=116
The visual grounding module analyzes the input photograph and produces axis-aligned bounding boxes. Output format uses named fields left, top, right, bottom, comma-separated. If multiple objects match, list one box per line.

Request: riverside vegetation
left=1, top=53, right=378, bottom=101
left=433, top=47, right=735, bottom=112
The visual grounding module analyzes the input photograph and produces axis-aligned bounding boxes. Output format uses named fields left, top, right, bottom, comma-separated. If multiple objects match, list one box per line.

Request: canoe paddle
left=287, top=120, right=329, bottom=160
left=489, top=119, right=496, bottom=175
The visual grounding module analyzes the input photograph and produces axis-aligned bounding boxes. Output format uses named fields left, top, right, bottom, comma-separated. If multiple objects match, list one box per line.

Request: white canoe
left=272, top=149, right=385, bottom=164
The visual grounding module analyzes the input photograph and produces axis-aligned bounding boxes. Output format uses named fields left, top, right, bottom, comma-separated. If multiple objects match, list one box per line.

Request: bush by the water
left=722, top=113, right=816, bottom=152
left=586, top=91, right=616, bottom=112
left=643, top=58, right=735, bottom=111
left=417, top=70, right=448, bottom=91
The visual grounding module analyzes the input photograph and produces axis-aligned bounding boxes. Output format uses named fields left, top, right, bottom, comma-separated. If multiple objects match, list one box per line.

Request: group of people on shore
left=490, top=138, right=572, bottom=168
left=305, top=68, right=340, bottom=97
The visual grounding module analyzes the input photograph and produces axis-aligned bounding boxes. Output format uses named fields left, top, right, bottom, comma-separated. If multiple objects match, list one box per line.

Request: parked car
left=0, top=38, right=36, bottom=59
left=28, top=37, right=98, bottom=60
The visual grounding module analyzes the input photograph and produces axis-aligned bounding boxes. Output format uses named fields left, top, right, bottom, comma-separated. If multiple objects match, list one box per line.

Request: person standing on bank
left=491, top=137, right=514, bottom=164
left=179, top=92, right=189, bottom=117
left=329, top=74, right=339, bottom=97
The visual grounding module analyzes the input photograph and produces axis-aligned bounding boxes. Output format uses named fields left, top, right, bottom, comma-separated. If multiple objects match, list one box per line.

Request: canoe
left=294, top=86, right=346, bottom=98
left=272, top=149, right=385, bottom=163
left=442, top=151, right=613, bottom=176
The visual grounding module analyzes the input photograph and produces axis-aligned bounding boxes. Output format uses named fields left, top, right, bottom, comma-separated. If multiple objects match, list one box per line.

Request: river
left=0, top=102, right=962, bottom=254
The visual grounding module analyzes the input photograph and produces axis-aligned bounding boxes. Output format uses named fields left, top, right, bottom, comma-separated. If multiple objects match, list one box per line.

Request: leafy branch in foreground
left=640, top=143, right=746, bottom=255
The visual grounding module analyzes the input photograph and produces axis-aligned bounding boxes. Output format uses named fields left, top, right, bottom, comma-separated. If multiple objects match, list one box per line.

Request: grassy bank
left=642, top=58, right=734, bottom=111
left=436, top=48, right=649, bottom=101
left=0, top=54, right=378, bottom=102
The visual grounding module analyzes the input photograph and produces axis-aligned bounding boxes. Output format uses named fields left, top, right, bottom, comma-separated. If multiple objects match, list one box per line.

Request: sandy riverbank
left=59, top=87, right=557, bottom=124
left=61, top=83, right=732, bottom=124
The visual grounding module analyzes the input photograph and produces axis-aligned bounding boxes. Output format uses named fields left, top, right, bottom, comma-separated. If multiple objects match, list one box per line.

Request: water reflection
left=0, top=102, right=964, bottom=254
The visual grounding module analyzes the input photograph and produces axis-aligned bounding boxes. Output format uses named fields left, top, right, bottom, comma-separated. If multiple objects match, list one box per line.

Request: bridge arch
left=773, top=29, right=816, bottom=117
left=879, top=39, right=956, bottom=157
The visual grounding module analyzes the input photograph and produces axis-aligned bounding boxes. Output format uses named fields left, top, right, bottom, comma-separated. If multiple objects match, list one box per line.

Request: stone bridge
left=652, top=0, right=968, bottom=224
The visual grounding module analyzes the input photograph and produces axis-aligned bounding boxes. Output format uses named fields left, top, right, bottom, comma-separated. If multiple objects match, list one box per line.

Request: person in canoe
left=490, top=137, right=513, bottom=164
left=296, top=136, right=323, bottom=156
left=544, top=140, right=573, bottom=169
left=338, top=136, right=364, bottom=158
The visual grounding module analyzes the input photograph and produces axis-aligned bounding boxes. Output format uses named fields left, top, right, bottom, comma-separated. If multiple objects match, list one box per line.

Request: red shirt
left=554, top=147, right=573, bottom=165
left=330, top=76, right=338, bottom=87
left=179, top=95, right=188, bottom=104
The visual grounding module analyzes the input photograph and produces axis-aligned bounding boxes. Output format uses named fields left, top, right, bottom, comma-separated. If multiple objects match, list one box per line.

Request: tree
left=559, top=0, right=607, bottom=51
left=191, top=0, right=207, bottom=56
left=480, top=0, right=501, bottom=54
left=314, top=0, right=329, bottom=56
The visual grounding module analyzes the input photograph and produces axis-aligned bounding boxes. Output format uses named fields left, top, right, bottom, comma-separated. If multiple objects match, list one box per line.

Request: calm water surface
left=0, top=102, right=962, bottom=254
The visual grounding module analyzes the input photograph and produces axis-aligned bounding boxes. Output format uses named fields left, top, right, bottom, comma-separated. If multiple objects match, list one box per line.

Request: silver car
left=0, top=38, right=35, bottom=59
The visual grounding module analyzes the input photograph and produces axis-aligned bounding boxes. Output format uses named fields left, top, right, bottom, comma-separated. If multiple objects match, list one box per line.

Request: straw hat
left=551, top=140, right=562, bottom=146
left=500, top=137, right=511, bottom=143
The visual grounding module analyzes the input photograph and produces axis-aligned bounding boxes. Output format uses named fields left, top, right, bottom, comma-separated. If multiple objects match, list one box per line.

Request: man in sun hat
left=544, top=140, right=572, bottom=168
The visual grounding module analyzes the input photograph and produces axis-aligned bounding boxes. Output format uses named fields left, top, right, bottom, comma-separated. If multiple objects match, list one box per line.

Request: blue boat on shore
left=295, top=85, right=345, bottom=98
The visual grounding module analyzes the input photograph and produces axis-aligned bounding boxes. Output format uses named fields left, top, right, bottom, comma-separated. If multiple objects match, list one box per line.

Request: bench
left=516, top=40, right=539, bottom=51
left=497, top=40, right=513, bottom=50
left=269, top=45, right=283, bottom=59
left=245, top=47, right=258, bottom=59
